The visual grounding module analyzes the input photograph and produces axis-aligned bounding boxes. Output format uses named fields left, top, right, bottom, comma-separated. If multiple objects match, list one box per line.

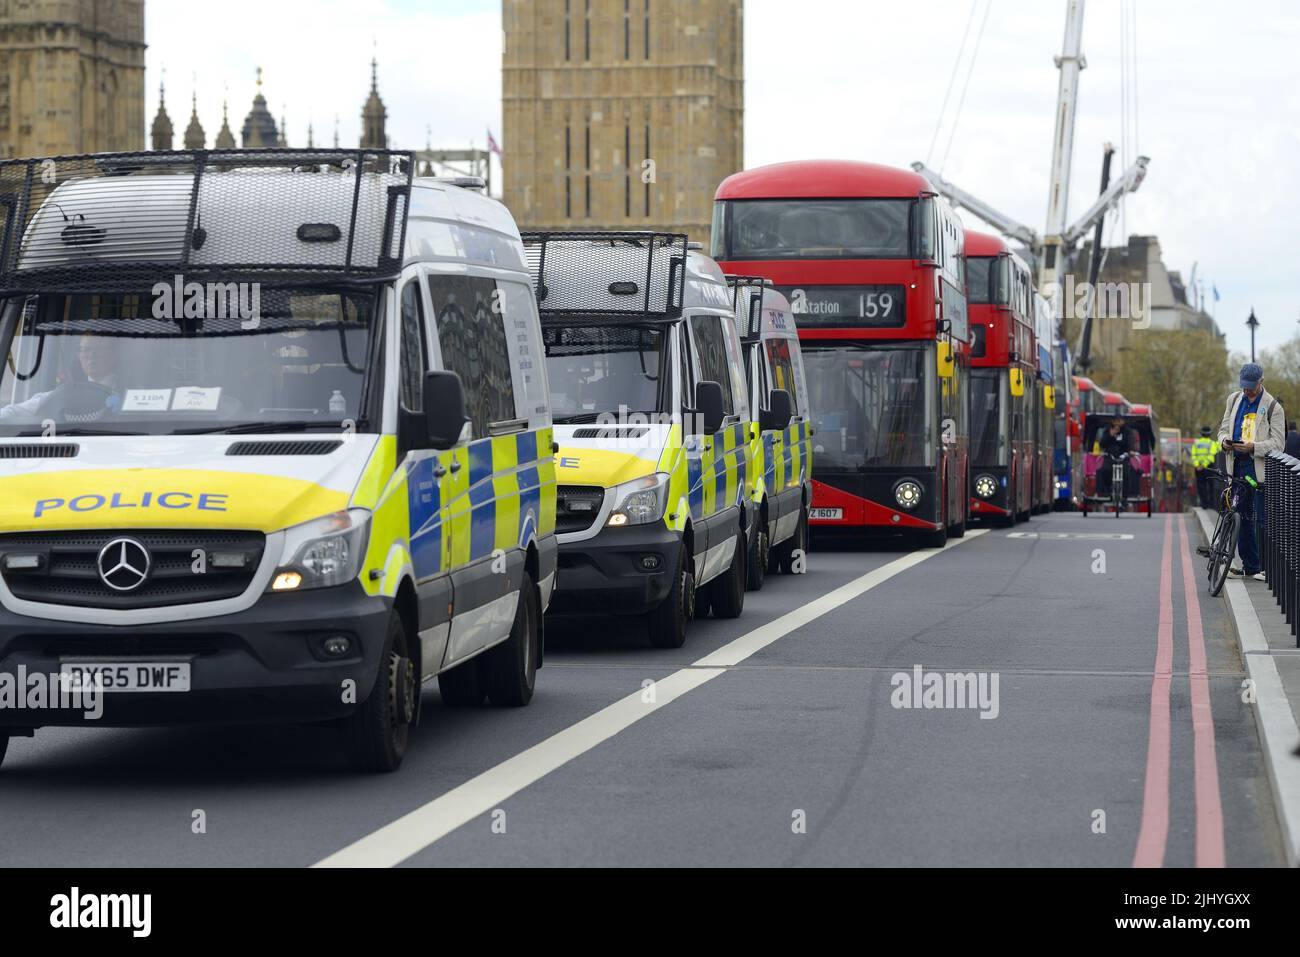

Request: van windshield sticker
left=122, top=389, right=173, bottom=412
left=172, top=387, right=222, bottom=411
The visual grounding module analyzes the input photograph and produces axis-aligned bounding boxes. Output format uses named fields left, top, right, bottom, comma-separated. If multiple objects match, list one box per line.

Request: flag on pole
left=487, top=129, right=502, bottom=158
left=1212, top=284, right=1221, bottom=302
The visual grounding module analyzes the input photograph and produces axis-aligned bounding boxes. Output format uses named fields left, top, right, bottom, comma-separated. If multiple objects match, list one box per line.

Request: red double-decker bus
left=712, top=160, right=970, bottom=547
left=963, top=230, right=1040, bottom=524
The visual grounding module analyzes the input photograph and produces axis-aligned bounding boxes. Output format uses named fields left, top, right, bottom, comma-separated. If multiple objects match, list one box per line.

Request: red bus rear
left=964, top=230, right=1041, bottom=524
left=713, top=160, right=970, bottom=545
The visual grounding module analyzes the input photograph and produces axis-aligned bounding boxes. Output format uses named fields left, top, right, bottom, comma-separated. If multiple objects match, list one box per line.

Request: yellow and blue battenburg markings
left=686, top=423, right=748, bottom=521
left=761, top=419, right=810, bottom=496
left=403, top=427, right=556, bottom=581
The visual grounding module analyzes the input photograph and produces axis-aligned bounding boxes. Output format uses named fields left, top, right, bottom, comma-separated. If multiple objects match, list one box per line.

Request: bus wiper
left=552, top=412, right=605, bottom=424
left=172, top=420, right=345, bottom=435
left=14, top=427, right=147, bottom=436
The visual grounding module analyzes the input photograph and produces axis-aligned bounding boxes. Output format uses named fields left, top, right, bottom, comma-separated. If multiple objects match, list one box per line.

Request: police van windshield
left=543, top=324, right=670, bottom=423
left=0, top=287, right=378, bottom=436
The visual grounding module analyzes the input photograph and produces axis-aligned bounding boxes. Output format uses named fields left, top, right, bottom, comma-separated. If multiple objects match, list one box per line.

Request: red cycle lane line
left=1176, top=516, right=1226, bottom=867
left=1133, top=514, right=1174, bottom=868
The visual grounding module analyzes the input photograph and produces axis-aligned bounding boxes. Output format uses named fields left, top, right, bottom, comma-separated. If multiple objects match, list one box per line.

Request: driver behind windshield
left=0, top=334, right=121, bottom=422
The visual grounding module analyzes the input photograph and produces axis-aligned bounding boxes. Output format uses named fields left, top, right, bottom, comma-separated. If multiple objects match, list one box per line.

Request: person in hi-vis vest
left=1190, top=426, right=1219, bottom=508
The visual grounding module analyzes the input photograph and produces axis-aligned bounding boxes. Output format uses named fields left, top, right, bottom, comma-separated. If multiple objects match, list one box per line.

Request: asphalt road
left=0, top=512, right=1285, bottom=867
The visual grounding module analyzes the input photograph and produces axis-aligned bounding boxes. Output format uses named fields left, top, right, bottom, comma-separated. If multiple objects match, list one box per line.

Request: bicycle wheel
left=1205, top=511, right=1227, bottom=579
left=1208, top=510, right=1240, bottom=597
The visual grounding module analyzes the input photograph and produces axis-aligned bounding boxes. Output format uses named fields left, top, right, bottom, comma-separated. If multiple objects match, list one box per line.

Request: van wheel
left=647, top=545, right=693, bottom=648
left=344, top=612, right=415, bottom=773
left=746, top=521, right=768, bottom=591
left=775, top=507, right=808, bottom=574
left=710, top=529, right=746, bottom=619
left=484, top=572, right=540, bottom=707
left=438, top=654, right=487, bottom=707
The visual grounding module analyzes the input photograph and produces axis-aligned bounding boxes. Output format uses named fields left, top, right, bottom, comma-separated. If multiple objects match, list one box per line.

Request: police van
left=524, top=231, right=754, bottom=648
left=726, top=276, right=813, bottom=590
left=0, top=149, right=556, bottom=772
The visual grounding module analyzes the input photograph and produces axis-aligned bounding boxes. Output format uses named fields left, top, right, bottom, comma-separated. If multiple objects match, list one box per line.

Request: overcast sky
left=145, top=0, right=1299, bottom=357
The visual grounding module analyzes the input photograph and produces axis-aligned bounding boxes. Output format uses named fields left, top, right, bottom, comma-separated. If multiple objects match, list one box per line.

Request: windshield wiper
left=552, top=412, right=605, bottom=424
left=14, top=427, right=147, bottom=436
left=171, top=420, right=346, bottom=435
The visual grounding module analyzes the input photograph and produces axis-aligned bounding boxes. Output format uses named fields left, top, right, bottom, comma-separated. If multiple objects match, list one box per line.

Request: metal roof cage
left=726, top=274, right=772, bottom=342
left=521, top=230, right=687, bottom=323
left=0, top=148, right=414, bottom=295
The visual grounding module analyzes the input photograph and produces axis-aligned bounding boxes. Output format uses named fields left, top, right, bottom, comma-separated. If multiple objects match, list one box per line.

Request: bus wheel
left=710, top=529, right=747, bottom=619
left=484, top=571, right=540, bottom=707
left=344, top=612, right=414, bottom=773
left=647, top=545, right=692, bottom=649
left=746, top=520, right=768, bottom=591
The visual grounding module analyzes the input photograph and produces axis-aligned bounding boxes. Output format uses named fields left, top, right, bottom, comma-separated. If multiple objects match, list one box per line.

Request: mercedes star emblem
left=97, top=537, right=152, bottom=592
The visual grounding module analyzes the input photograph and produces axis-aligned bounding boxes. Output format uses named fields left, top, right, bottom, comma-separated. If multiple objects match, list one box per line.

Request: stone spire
left=278, top=107, right=288, bottom=148
left=307, top=121, right=315, bottom=149
left=241, top=66, right=278, bottom=148
left=183, top=89, right=206, bottom=150
left=360, top=57, right=387, bottom=149
left=214, top=98, right=236, bottom=149
left=151, top=78, right=174, bottom=151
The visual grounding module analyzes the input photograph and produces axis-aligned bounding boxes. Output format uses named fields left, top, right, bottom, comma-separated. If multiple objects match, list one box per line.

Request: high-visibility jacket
left=1191, top=437, right=1218, bottom=469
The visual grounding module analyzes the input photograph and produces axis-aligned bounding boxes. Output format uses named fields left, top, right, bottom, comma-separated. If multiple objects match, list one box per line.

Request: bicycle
left=1199, top=467, right=1259, bottom=597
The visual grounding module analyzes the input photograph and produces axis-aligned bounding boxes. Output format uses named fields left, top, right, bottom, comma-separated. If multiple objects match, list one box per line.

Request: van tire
left=438, top=654, right=488, bottom=707
left=710, top=529, right=746, bottom=619
left=647, top=545, right=692, bottom=649
left=775, top=507, right=808, bottom=574
left=746, top=520, right=768, bottom=591
left=484, top=573, right=540, bottom=708
left=343, top=612, right=414, bottom=773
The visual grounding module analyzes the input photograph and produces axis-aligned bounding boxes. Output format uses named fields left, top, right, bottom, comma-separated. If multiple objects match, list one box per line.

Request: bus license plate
left=809, top=508, right=843, bottom=520
left=59, top=662, right=191, bottom=693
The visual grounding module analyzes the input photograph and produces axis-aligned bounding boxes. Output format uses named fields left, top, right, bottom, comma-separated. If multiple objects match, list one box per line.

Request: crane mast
left=1041, top=0, right=1088, bottom=289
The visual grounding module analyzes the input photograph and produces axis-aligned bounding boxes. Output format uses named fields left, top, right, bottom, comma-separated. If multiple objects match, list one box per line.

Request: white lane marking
left=314, top=530, right=986, bottom=868
left=1006, top=532, right=1134, bottom=540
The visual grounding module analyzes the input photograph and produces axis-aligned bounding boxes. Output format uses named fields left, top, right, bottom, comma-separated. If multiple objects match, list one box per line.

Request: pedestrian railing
left=1263, top=451, right=1300, bottom=645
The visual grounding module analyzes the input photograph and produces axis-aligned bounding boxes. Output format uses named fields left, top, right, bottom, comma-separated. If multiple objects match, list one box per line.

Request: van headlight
left=974, top=474, right=998, bottom=499
left=270, top=508, right=371, bottom=591
left=607, top=473, right=670, bottom=527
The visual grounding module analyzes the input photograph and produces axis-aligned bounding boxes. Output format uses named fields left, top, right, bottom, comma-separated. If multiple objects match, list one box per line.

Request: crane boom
left=1061, top=156, right=1149, bottom=246
left=910, top=162, right=1040, bottom=248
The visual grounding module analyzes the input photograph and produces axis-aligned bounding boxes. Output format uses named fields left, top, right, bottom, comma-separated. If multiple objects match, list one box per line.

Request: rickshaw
left=1080, top=411, right=1158, bottom=517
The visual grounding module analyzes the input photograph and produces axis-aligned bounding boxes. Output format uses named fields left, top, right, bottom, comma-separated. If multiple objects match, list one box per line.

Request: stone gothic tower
left=0, top=0, right=147, bottom=157
left=150, top=80, right=173, bottom=151
left=183, top=91, right=205, bottom=150
left=360, top=58, right=386, bottom=149
left=214, top=100, right=236, bottom=149
left=502, top=0, right=744, bottom=246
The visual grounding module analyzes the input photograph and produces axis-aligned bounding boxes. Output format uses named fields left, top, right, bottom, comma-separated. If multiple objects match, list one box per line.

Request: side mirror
left=694, top=380, right=725, bottom=435
left=761, top=388, right=793, bottom=432
left=423, top=370, right=470, bottom=450
left=1009, top=367, right=1025, bottom=397
left=1043, top=385, right=1056, bottom=410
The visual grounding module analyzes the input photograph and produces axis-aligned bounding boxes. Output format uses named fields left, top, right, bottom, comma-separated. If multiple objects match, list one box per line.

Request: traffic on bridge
left=0, top=0, right=1295, bottom=939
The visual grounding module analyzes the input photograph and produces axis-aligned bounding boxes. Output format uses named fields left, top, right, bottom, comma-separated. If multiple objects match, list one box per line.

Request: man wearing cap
left=1191, top=425, right=1219, bottom=508
left=1217, top=363, right=1285, bottom=581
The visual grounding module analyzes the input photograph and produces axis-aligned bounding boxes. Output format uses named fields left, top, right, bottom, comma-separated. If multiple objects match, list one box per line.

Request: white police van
left=726, top=276, right=813, bottom=589
left=0, top=149, right=556, bottom=772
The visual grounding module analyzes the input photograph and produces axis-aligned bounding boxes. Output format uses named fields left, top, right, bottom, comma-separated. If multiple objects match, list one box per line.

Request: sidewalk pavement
left=1195, top=508, right=1300, bottom=866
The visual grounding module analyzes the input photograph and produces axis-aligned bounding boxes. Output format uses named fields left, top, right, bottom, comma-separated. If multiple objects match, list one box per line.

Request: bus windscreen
left=723, top=199, right=912, bottom=260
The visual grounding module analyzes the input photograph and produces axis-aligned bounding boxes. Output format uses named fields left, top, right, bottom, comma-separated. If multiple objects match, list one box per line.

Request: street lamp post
left=1247, top=307, right=1260, bottom=362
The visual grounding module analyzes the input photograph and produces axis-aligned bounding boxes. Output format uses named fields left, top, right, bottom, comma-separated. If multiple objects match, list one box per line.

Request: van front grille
left=556, top=485, right=605, bottom=534
left=0, top=529, right=265, bottom=610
